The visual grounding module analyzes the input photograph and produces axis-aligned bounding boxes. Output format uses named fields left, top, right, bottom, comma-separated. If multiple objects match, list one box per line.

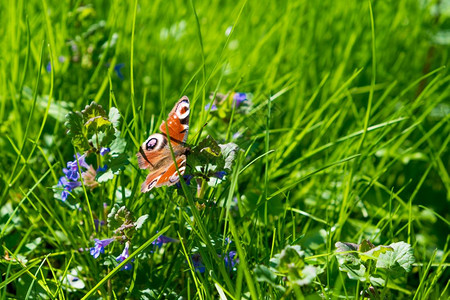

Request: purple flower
left=214, top=171, right=226, bottom=180
left=190, top=253, right=205, bottom=273
left=223, top=251, right=238, bottom=271
left=75, top=153, right=90, bottom=169
left=46, top=62, right=52, bottom=73
left=96, top=164, right=108, bottom=173
left=61, top=189, right=69, bottom=201
left=205, top=103, right=218, bottom=111
left=90, top=238, right=115, bottom=259
left=232, top=92, right=247, bottom=108
left=63, top=153, right=89, bottom=180
left=152, top=235, right=178, bottom=248
left=57, top=176, right=81, bottom=201
left=175, top=174, right=193, bottom=189
left=94, top=219, right=105, bottom=232
left=100, top=147, right=110, bottom=156
left=56, top=153, right=92, bottom=201
left=114, top=63, right=125, bottom=80
left=116, top=242, right=133, bottom=270
left=63, top=162, right=79, bottom=181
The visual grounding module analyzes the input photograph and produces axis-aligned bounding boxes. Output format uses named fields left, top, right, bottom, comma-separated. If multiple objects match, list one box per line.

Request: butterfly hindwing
left=140, top=155, right=186, bottom=192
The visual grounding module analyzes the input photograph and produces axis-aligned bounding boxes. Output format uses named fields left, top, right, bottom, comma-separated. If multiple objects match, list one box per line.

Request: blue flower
left=96, top=164, right=108, bottom=173
left=94, top=219, right=105, bottom=232
left=114, top=63, right=125, bottom=80
left=100, top=147, right=110, bottom=156
left=214, top=171, right=226, bottom=180
left=190, top=253, right=205, bottom=273
left=90, top=238, right=115, bottom=259
left=232, top=92, right=247, bottom=108
left=116, top=242, right=133, bottom=270
left=60, top=189, right=69, bottom=201
left=152, top=234, right=178, bottom=249
left=57, top=176, right=81, bottom=201
left=57, top=153, right=91, bottom=201
left=175, top=174, right=193, bottom=189
left=223, top=250, right=238, bottom=271
left=63, top=153, right=89, bottom=180
left=205, top=103, right=218, bottom=111
left=46, top=62, right=52, bottom=73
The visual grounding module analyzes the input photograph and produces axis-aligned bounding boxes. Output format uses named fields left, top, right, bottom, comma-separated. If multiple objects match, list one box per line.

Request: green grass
left=1, top=0, right=449, bottom=299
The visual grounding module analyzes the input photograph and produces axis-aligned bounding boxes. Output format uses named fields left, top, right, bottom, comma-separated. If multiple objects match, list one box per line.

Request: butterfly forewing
left=160, top=96, right=190, bottom=144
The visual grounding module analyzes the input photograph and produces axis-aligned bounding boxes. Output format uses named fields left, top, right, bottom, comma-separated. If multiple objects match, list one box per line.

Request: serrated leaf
left=134, top=215, right=149, bottom=230
left=376, top=242, right=415, bottom=277
left=335, top=242, right=360, bottom=265
left=361, top=245, right=393, bottom=262
left=190, top=135, right=225, bottom=174
left=65, top=111, right=89, bottom=150
left=108, top=107, right=121, bottom=129
left=293, top=265, right=318, bottom=286
left=219, top=142, right=239, bottom=170
left=254, top=265, right=279, bottom=286
left=96, top=168, right=114, bottom=183
left=109, top=134, right=127, bottom=154
left=279, top=245, right=305, bottom=270
left=369, top=275, right=385, bottom=287
left=107, top=204, right=121, bottom=229
left=338, top=263, right=367, bottom=281
left=104, top=135, right=129, bottom=173
left=82, top=102, right=111, bottom=135
left=359, top=240, right=375, bottom=252
left=82, top=101, right=107, bottom=121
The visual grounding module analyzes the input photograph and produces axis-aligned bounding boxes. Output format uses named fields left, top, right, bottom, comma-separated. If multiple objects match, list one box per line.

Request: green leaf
left=254, top=265, right=284, bottom=292
left=278, top=245, right=305, bottom=271
left=294, top=265, right=318, bottom=286
left=376, top=242, right=415, bottom=277
left=82, top=102, right=111, bottom=132
left=96, top=168, right=114, bottom=183
left=359, top=240, right=375, bottom=252
left=338, top=263, right=367, bottom=281
left=104, top=135, right=129, bottom=173
left=361, top=245, right=393, bottom=262
left=65, top=111, right=89, bottom=150
left=190, top=135, right=225, bottom=174
left=107, top=204, right=122, bottom=229
left=219, top=142, right=239, bottom=170
left=369, top=275, right=385, bottom=287
left=108, top=107, right=121, bottom=129
left=335, top=242, right=360, bottom=265
left=134, top=215, right=149, bottom=230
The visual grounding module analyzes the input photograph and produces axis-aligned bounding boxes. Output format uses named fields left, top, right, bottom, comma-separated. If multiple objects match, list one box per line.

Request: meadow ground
left=0, top=0, right=449, bottom=299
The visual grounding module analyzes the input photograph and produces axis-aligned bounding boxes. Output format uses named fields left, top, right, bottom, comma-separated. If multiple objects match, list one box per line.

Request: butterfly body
left=137, top=96, right=190, bottom=192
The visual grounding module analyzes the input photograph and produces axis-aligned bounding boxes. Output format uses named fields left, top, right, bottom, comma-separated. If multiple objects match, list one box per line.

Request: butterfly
left=137, top=96, right=190, bottom=192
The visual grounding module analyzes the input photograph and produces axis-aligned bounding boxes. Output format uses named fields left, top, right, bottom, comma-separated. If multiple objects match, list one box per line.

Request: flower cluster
left=56, top=148, right=110, bottom=201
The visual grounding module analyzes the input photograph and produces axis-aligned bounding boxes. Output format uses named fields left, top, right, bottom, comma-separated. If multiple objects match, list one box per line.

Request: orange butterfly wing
left=159, top=96, right=190, bottom=144
left=137, top=96, right=190, bottom=193
left=140, top=156, right=186, bottom=193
